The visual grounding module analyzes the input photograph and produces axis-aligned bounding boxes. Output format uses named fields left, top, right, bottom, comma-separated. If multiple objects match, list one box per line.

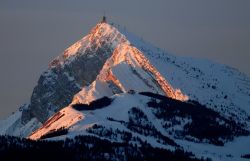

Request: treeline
left=242, top=154, right=250, bottom=159
left=106, top=107, right=177, bottom=147
left=0, top=135, right=208, bottom=161
left=127, top=107, right=178, bottom=147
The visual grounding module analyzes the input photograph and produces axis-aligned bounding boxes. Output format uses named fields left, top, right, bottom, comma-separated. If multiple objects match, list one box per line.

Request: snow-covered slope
left=29, top=93, right=177, bottom=146
left=142, top=47, right=250, bottom=126
left=0, top=104, right=42, bottom=137
left=29, top=92, right=250, bottom=161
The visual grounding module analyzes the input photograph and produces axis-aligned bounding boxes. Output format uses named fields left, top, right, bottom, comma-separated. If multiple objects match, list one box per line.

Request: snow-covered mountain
left=1, top=19, right=250, bottom=161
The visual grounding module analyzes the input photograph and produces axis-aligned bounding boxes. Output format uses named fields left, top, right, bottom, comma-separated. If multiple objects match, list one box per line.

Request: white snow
left=0, top=110, right=22, bottom=135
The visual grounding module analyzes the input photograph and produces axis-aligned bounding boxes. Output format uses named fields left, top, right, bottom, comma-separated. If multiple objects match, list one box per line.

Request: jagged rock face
left=22, top=69, right=80, bottom=123
left=21, top=22, right=129, bottom=123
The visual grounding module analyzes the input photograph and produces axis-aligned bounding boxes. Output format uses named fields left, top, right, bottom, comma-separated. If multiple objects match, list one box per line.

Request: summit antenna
left=102, top=11, right=107, bottom=23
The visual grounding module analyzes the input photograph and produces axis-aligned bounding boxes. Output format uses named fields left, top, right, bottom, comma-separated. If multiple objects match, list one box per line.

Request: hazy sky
left=0, top=0, right=250, bottom=119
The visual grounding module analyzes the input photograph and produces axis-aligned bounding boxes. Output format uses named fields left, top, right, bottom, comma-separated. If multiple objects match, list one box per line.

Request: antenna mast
left=102, top=11, right=106, bottom=23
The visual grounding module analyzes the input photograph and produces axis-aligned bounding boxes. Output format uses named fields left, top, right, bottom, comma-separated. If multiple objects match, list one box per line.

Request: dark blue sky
left=0, top=0, right=250, bottom=118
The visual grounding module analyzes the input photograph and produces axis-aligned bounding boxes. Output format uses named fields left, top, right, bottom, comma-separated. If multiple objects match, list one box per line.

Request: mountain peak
left=49, top=22, right=129, bottom=68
